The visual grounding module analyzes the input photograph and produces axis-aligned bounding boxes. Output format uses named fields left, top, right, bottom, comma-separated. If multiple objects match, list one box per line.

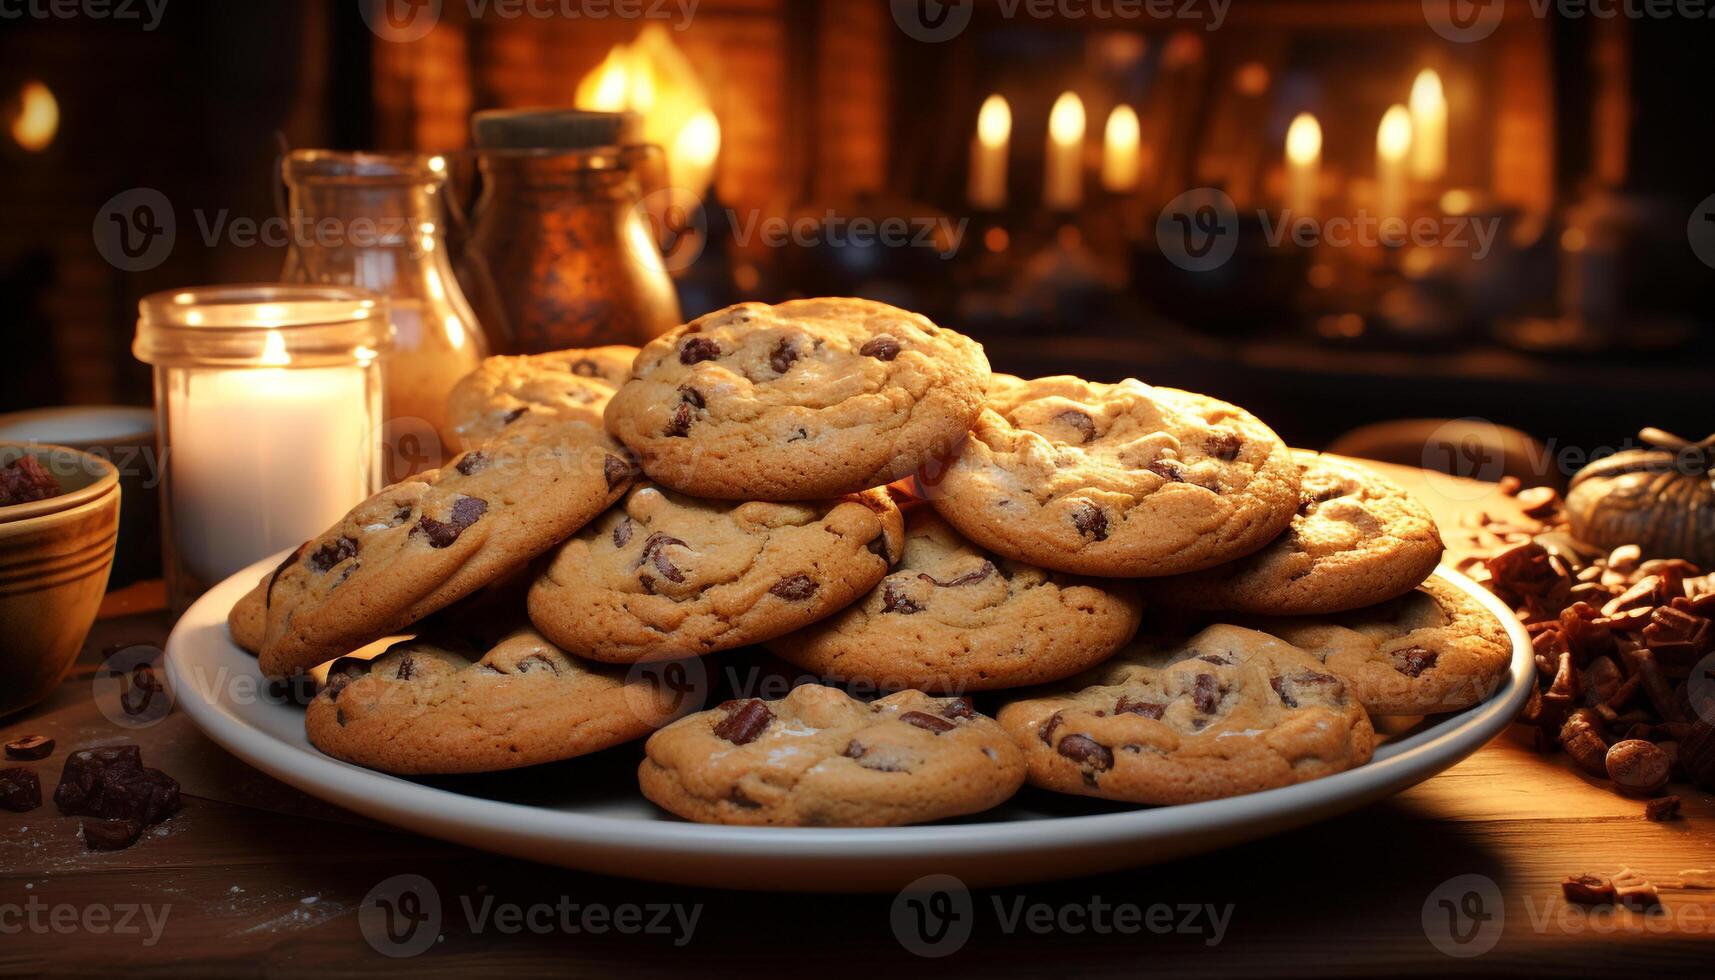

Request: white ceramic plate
left=166, top=556, right=1533, bottom=891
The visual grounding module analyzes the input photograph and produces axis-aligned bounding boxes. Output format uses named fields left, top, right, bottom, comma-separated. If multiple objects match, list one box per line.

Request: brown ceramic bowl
left=0, top=442, right=121, bottom=524
left=0, top=446, right=121, bottom=717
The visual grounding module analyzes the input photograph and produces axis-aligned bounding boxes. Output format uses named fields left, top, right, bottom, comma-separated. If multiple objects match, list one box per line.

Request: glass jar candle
left=133, top=285, right=390, bottom=611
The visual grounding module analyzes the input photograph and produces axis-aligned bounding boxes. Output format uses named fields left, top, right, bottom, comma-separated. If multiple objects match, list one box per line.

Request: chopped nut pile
left=1453, top=486, right=1715, bottom=809
left=0, top=455, right=62, bottom=507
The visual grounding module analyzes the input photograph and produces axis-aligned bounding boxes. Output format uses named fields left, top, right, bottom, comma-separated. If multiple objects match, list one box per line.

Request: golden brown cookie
left=304, top=624, right=691, bottom=774
left=927, top=375, right=1299, bottom=578
left=638, top=685, right=1025, bottom=826
left=259, top=415, right=634, bottom=677
left=1140, top=452, right=1443, bottom=614
left=226, top=576, right=269, bottom=654
left=1242, top=577, right=1513, bottom=715
left=603, top=299, right=991, bottom=500
left=768, top=508, right=1144, bottom=692
left=997, top=625, right=1375, bottom=805
left=528, top=483, right=903, bottom=663
left=444, top=346, right=637, bottom=453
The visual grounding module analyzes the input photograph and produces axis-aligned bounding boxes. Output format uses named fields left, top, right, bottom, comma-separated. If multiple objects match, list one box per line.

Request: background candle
left=968, top=94, right=1011, bottom=210
left=1409, top=69, right=1447, bottom=183
left=1285, top=112, right=1321, bottom=221
left=1100, top=105, right=1140, bottom=194
left=1044, top=91, right=1086, bottom=211
left=1376, top=104, right=1413, bottom=225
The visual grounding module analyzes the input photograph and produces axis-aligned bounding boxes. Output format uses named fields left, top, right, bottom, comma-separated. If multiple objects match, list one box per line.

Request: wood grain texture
left=2, top=463, right=1712, bottom=976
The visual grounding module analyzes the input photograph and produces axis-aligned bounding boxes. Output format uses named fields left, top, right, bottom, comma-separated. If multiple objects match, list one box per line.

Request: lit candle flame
left=1377, top=104, right=1413, bottom=163
left=259, top=330, right=291, bottom=367
left=1408, top=69, right=1447, bottom=182
left=1100, top=105, right=1140, bottom=193
left=977, top=95, right=1010, bottom=149
left=1049, top=91, right=1086, bottom=147
left=11, top=81, right=58, bottom=152
left=1286, top=113, right=1322, bottom=165
left=672, top=109, right=721, bottom=172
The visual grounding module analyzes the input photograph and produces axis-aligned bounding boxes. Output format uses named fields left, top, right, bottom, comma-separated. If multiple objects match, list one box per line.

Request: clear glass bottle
left=133, top=285, right=389, bottom=612
left=469, top=109, right=682, bottom=352
left=281, top=151, right=488, bottom=473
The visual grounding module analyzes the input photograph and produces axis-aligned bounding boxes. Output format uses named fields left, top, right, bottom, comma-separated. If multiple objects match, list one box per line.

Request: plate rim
left=165, top=555, right=1533, bottom=863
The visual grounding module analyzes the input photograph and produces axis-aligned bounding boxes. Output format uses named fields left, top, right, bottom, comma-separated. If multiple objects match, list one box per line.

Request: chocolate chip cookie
left=227, top=576, right=269, bottom=654
left=1243, top=577, right=1513, bottom=715
left=259, top=415, right=635, bottom=677
left=445, top=346, right=637, bottom=453
left=927, top=375, right=1299, bottom=578
left=638, top=684, right=1025, bottom=826
left=603, top=299, right=991, bottom=500
left=1140, top=452, right=1443, bottom=614
left=997, top=625, right=1375, bottom=805
left=304, top=624, right=691, bottom=774
left=528, top=483, right=904, bottom=662
left=768, top=508, right=1144, bottom=692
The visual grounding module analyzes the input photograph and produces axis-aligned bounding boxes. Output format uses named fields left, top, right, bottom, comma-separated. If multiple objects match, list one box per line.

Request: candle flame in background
left=259, top=330, right=291, bottom=367
left=977, top=95, right=1011, bottom=149
left=1049, top=92, right=1086, bottom=147
left=1100, top=105, right=1141, bottom=193
left=1408, top=69, right=1448, bottom=182
left=574, top=26, right=718, bottom=200
left=1377, top=104, right=1413, bottom=163
left=11, top=81, right=59, bottom=152
left=1286, top=113, right=1322, bottom=165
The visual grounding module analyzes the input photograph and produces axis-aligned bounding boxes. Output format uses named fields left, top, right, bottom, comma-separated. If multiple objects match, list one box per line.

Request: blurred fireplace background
left=1, top=0, right=1710, bottom=457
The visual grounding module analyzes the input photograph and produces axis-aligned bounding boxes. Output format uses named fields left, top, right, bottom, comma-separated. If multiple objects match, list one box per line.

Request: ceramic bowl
left=0, top=442, right=121, bottom=524
left=0, top=446, right=121, bottom=717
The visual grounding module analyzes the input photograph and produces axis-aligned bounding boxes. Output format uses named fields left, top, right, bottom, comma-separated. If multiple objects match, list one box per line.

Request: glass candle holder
left=133, top=285, right=390, bottom=611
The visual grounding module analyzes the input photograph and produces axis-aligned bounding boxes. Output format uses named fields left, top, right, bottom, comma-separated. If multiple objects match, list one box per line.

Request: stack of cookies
left=227, top=298, right=1513, bottom=827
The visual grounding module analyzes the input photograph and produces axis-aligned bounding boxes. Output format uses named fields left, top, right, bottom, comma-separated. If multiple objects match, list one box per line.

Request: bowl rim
left=0, top=444, right=121, bottom=528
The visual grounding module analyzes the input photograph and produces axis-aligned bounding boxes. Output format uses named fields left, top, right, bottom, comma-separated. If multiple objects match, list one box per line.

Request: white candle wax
left=167, top=364, right=374, bottom=587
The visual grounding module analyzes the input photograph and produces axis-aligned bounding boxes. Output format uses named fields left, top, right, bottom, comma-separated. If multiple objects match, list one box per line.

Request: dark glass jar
left=468, top=109, right=682, bottom=352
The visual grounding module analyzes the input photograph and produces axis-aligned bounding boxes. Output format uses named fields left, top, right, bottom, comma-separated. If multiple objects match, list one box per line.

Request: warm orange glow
left=976, top=95, right=1011, bottom=149
left=12, top=81, right=58, bottom=152
left=1285, top=113, right=1321, bottom=219
left=574, top=27, right=716, bottom=197
left=1409, top=69, right=1448, bottom=182
left=1286, top=113, right=1321, bottom=166
left=1378, top=105, right=1413, bottom=162
left=969, top=95, right=1010, bottom=210
left=1234, top=62, right=1270, bottom=96
left=1048, top=92, right=1086, bottom=147
left=1100, top=105, right=1140, bottom=193
left=1045, top=92, right=1086, bottom=211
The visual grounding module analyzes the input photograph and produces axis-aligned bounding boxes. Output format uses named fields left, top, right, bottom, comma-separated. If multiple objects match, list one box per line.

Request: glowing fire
left=11, top=81, right=59, bottom=152
left=575, top=26, right=719, bottom=199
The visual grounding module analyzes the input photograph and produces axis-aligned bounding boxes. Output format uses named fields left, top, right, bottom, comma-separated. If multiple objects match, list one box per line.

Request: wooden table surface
left=3, top=463, right=1712, bottom=977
